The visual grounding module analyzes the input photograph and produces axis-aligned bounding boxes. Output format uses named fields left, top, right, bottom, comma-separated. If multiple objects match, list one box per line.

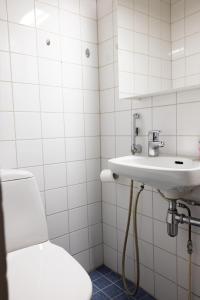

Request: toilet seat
left=7, top=241, right=92, bottom=300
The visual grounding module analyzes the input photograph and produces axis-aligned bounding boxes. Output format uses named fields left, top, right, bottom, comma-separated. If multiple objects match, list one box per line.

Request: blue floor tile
left=92, top=291, right=110, bottom=299
left=104, top=271, right=121, bottom=283
left=115, top=279, right=136, bottom=292
left=93, top=284, right=100, bottom=295
left=134, top=288, right=147, bottom=299
left=90, top=271, right=103, bottom=281
left=114, top=293, right=135, bottom=300
left=96, top=265, right=112, bottom=275
left=89, top=266, right=156, bottom=300
left=103, top=284, right=123, bottom=298
left=94, top=276, right=112, bottom=289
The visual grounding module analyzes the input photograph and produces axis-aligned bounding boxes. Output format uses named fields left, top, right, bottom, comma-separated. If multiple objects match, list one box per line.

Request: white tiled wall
left=0, top=0, right=102, bottom=272
left=171, top=0, right=200, bottom=88
left=98, top=0, right=200, bottom=299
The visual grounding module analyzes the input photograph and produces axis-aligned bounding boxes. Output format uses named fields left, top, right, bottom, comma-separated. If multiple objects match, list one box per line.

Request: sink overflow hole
left=175, top=161, right=184, bottom=165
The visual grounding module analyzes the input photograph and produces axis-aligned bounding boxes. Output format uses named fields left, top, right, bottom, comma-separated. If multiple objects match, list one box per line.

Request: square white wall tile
left=0, top=52, right=11, bottom=81
left=88, top=202, right=102, bottom=226
left=60, top=10, right=80, bottom=38
left=70, top=227, right=89, bottom=254
left=9, top=23, right=37, bottom=56
left=40, top=86, right=63, bottom=113
left=85, top=114, right=100, bottom=136
left=0, top=141, right=17, bottom=168
left=85, top=137, right=100, bottom=159
left=80, top=0, right=96, bottom=19
left=68, top=183, right=87, bottom=209
left=63, top=89, right=83, bottom=113
left=15, top=112, right=41, bottom=139
left=13, top=83, right=40, bottom=112
left=0, top=0, right=7, bottom=20
left=67, top=160, right=86, bottom=185
left=0, top=82, right=13, bottom=111
left=87, top=180, right=101, bottom=204
left=177, top=102, right=200, bottom=135
left=43, top=138, right=65, bottom=164
left=83, top=66, right=99, bottom=91
left=83, top=91, right=99, bottom=113
left=11, top=54, right=38, bottom=84
left=17, top=139, right=43, bottom=167
left=154, top=247, right=177, bottom=282
left=35, top=2, right=59, bottom=33
left=81, top=17, right=97, bottom=43
left=37, top=30, right=60, bottom=60
left=0, top=20, right=9, bottom=51
left=0, top=112, right=15, bottom=140
left=47, top=210, right=69, bottom=239
left=155, top=273, right=177, bottom=300
left=100, top=89, right=115, bottom=113
left=7, top=0, right=35, bottom=26
left=82, top=42, right=98, bottom=67
left=65, top=113, right=84, bottom=137
left=103, top=223, right=117, bottom=249
left=153, top=105, right=176, bottom=135
left=45, top=187, right=68, bottom=215
left=65, top=137, right=85, bottom=161
left=62, top=63, right=82, bottom=89
left=103, top=202, right=116, bottom=228
left=115, top=111, right=131, bottom=136
left=101, top=136, right=115, bottom=158
left=69, top=206, right=88, bottom=232
left=38, top=58, right=61, bottom=86
left=89, top=223, right=102, bottom=247
left=90, top=244, right=103, bottom=270
left=41, top=113, right=64, bottom=138
left=100, top=113, right=115, bottom=136
left=61, top=36, right=81, bottom=64
left=44, top=163, right=67, bottom=189
left=86, top=159, right=100, bottom=181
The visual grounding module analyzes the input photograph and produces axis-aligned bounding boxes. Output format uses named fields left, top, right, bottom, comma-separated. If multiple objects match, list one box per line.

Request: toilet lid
left=7, top=241, right=92, bottom=300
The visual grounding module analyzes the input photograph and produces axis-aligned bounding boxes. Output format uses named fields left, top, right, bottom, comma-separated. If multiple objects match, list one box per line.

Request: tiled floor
left=90, top=265, right=156, bottom=300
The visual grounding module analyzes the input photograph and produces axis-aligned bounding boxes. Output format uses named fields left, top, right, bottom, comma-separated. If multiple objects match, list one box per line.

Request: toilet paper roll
left=100, top=169, right=117, bottom=182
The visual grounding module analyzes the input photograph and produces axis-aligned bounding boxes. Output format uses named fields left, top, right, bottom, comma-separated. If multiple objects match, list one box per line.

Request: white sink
left=108, top=156, right=200, bottom=198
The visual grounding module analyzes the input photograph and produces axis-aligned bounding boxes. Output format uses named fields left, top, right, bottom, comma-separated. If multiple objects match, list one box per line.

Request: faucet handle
left=148, top=130, right=161, bottom=142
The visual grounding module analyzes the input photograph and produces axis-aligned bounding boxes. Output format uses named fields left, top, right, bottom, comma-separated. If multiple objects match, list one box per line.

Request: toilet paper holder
left=100, top=169, right=119, bottom=182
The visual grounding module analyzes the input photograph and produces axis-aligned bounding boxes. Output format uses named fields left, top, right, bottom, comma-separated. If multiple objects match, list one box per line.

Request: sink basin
left=108, top=156, right=200, bottom=199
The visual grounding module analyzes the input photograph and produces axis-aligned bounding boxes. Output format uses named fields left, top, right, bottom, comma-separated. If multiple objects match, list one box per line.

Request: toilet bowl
left=1, top=169, right=92, bottom=300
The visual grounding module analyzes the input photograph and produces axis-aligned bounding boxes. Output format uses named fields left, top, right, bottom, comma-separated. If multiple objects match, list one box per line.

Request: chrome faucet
left=131, top=113, right=142, bottom=155
left=148, top=130, right=164, bottom=157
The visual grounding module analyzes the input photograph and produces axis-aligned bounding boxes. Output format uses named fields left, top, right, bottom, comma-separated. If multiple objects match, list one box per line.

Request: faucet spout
left=148, top=130, right=165, bottom=157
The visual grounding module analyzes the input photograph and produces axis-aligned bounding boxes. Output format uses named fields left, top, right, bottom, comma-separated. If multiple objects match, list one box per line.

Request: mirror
left=117, top=0, right=200, bottom=99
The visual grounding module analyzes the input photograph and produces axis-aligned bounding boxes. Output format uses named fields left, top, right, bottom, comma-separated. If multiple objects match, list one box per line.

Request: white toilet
left=1, top=169, right=92, bottom=300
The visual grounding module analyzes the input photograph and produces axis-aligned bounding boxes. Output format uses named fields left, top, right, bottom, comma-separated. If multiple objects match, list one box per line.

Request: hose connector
left=187, top=240, right=193, bottom=255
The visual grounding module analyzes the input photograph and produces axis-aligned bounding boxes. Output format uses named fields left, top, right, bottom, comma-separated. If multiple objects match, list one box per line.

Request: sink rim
left=108, top=155, right=200, bottom=172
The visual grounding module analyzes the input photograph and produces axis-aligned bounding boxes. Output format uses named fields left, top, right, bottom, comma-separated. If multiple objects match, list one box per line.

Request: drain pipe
left=157, top=190, right=200, bottom=300
left=166, top=200, right=200, bottom=237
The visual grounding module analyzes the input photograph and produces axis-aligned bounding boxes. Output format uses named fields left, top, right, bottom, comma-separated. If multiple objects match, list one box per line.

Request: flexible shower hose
left=122, top=179, right=144, bottom=296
